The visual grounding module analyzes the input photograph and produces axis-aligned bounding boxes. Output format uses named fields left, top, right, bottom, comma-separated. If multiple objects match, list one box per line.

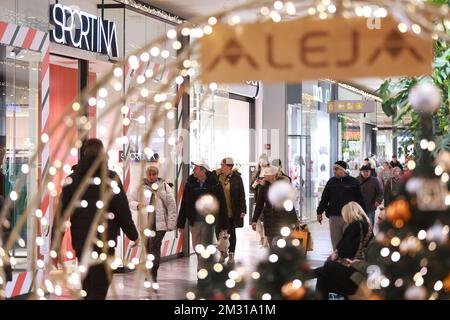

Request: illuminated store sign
left=50, top=4, right=119, bottom=58
left=327, top=100, right=375, bottom=113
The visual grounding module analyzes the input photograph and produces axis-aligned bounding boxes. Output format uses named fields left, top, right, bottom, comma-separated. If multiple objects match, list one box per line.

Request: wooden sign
left=200, top=17, right=432, bottom=83
left=327, top=100, right=376, bottom=113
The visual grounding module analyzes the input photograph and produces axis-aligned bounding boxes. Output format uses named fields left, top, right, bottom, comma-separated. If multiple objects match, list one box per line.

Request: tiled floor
left=105, top=220, right=333, bottom=300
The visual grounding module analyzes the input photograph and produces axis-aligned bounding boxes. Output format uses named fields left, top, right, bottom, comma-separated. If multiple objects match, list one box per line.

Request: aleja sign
left=200, top=17, right=432, bottom=83
left=50, top=4, right=119, bottom=58
left=327, top=100, right=375, bottom=113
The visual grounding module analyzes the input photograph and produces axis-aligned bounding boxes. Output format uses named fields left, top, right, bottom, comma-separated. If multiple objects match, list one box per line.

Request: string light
left=167, top=29, right=177, bottom=39
left=172, top=41, right=182, bottom=50
left=398, top=23, right=408, bottom=33
left=113, top=67, right=123, bottom=77
left=161, top=50, right=170, bottom=59
left=262, top=293, right=272, bottom=300
left=273, top=1, right=283, bottom=10
left=21, top=164, right=30, bottom=174
left=269, top=254, right=278, bottom=263
left=150, top=47, right=160, bottom=57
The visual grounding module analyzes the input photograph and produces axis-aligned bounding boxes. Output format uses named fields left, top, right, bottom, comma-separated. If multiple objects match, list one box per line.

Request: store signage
left=228, top=80, right=259, bottom=98
left=200, top=17, right=432, bottom=83
left=50, top=4, right=119, bottom=58
left=327, top=100, right=375, bottom=113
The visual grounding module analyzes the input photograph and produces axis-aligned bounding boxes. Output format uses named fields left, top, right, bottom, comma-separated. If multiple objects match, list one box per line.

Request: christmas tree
left=366, top=83, right=450, bottom=300
left=250, top=232, right=314, bottom=300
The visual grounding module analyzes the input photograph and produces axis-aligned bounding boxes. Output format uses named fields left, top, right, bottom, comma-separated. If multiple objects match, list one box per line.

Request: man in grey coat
left=358, top=165, right=383, bottom=227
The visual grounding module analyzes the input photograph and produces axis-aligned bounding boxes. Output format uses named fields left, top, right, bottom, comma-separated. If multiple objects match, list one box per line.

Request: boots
left=227, top=252, right=235, bottom=265
left=219, top=251, right=228, bottom=263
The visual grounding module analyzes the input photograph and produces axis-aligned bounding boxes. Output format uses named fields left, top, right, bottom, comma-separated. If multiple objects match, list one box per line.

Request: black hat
left=333, top=160, right=348, bottom=170
left=360, top=164, right=372, bottom=171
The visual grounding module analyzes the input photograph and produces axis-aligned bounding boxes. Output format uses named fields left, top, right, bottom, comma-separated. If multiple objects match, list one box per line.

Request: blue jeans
left=367, top=210, right=375, bottom=227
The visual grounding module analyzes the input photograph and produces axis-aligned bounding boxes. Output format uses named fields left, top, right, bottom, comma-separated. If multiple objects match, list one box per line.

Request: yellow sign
left=200, top=17, right=432, bottom=83
left=327, top=100, right=375, bottom=113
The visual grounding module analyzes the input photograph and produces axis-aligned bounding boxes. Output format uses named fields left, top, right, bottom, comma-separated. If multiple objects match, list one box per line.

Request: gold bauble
left=281, top=281, right=306, bottom=300
left=387, top=200, right=411, bottom=228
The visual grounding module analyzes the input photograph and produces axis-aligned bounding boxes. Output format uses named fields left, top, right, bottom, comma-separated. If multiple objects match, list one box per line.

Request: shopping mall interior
left=0, top=0, right=449, bottom=308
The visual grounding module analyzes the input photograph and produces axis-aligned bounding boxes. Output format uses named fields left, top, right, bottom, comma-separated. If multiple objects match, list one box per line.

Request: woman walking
left=128, top=166, right=177, bottom=282
left=250, top=154, right=270, bottom=247
left=215, top=157, right=247, bottom=265
left=251, top=165, right=298, bottom=248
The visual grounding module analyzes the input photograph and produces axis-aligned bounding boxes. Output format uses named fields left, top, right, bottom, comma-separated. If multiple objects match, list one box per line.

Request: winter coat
left=358, top=176, right=383, bottom=212
left=56, top=156, right=138, bottom=257
left=390, top=161, right=403, bottom=172
left=384, top=176, right=402, bottom=206
left=177, top=171, right=228, bottom=231
left=317, top=175, right=366, bottom=218
left=0, top=195, right=12, bottom=282
left=336, top=219, right=373, bottom=259
left=0, top=171, right=5, bottom=198
left=251, top=177, right=298, bottom=238
left=128, top=178, right=177, bottom=231
left=215, top=168, right=247, bottom=228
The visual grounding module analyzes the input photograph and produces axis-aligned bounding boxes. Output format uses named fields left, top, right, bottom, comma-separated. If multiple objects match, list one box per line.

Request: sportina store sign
left=200, top=17, right=432, bottom=83
left=50, top=4, right=119, bottom=58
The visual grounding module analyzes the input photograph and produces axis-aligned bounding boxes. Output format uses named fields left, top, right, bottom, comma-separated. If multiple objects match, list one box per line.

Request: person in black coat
left=0, top=195, right=12, bottom=283
left=53, top=138, right=139, bottom=300
left=250, top=154, right=270, bottom=247
left=317, top=160, right=366, bottom=250
left=390, top=155, right=404, bottom=172
left=251, top=165, right=298, bottom=248
left=314, top=201, right=373, bottom=299
left=177, top=160, right=228, bottom=270
left=215, top=157, right=246, bottom=265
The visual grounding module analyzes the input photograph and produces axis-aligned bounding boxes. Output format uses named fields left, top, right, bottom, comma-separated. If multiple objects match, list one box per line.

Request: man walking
left=54, top=138, right=139, bottom=299
left=316, top=161, right=366, bottom=250
left=177, top=160, right=228, bottom=270
left=358, top=164, right=383, bottom=227
left=390, top=155, right=403, bottom=172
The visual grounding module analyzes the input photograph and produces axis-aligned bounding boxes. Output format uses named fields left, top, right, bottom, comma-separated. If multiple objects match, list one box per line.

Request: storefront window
left=288, top=81, right=332, bottom=223
left=190, top=83, right=252, bottom=214
left=338, top=113, right=361, bottom=175
left=1, top=44, right=40, bottom=269
left=0, top=0, right=49, bottom=31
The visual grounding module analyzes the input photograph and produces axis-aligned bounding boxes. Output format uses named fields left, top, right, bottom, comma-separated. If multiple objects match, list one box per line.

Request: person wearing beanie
left=316, top=160, right=366, bottom=250
left=358, top=164, right=384, bottom=227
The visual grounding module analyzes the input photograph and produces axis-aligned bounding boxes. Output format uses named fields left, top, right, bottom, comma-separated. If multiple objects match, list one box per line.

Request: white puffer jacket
left=128, top=178, right=177, bottom=231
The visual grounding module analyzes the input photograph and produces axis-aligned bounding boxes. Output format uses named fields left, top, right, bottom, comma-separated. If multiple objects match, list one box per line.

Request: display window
left=288, top=80, right=332, bottom=223
left=1, top=44, right=40, bottom=269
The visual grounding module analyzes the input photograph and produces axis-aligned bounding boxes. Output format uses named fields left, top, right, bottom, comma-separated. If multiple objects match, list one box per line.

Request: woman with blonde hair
left=128, top=165, right=177, bottom=283
left=314, top=201, right=373, bottom=299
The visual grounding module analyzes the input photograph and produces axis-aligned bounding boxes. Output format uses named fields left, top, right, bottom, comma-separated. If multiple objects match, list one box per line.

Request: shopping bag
left=217, top=230, right=230, bottom=253
left=291, top=224, right=312, bottom=254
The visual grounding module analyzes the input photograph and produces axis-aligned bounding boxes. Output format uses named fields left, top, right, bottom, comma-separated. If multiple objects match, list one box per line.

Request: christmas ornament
left=281, top=280, right=306, bottom=300
left=404, top=286, right=427, bottom=300
left=195, top=194, right=219, bottom=216
left=416, top=179, right=447, bottom=211
left=386, top=199, right=411, bottom=225
left=443, top=273, right=450, bottom=292
left=435, top=150, right=450, bottom=172
left=408, top=82, right=442, bottom=113
left=268, top=180, right=295, bottom=210
left=426, top=222, right=448, bottom=244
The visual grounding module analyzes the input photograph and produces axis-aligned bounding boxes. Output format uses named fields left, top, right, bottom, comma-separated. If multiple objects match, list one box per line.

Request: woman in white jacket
left=128, top=166, right=177, bottom=282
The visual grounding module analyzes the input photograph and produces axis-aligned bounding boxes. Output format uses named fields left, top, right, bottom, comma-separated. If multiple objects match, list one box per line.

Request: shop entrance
left=190, top=90, right=252, bottom=221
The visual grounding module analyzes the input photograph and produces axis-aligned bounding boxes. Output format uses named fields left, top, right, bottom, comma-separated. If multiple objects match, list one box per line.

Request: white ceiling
left=140, top=0, right=246, bottom=19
